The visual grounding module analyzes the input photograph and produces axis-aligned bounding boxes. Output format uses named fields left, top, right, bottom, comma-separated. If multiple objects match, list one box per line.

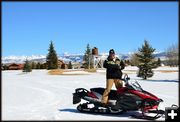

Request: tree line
left=22, top=40, right=178, bottom=80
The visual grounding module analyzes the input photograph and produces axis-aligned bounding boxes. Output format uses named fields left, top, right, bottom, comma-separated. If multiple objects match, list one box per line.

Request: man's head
left=109, top=49, right=115, bottom=59
left=109, top=49, right=115, bottom=54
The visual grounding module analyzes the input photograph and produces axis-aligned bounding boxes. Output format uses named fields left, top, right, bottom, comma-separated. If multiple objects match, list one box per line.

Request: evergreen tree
left=46, top=41, right=58, bottom=69
left=43, top=63, right=47, bottom=69
left=136, top=40, right=156, bottom=79
left=40, top=63, right=44, bottom=69
left=83, top=43, right=93, bottom=69
left=68, top=61, right=73, bottom=69
left=39, top=63, right=46, bottom=69
left=2, top=64, right=8, bottom=70
left=36, top=62, right=41, bottom=69
left=23, top=59, right=32, bottom=72
left=157, top=58, right=161, bottom=66
left=44, top=63, right=47, bottom=69
left=31, top=62, right=36, bottom=69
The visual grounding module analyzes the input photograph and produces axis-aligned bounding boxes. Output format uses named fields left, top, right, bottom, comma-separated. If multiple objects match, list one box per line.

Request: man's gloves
left=115, top=60, right=121, bottom=69
left=115, top=60, right=125, bottom=70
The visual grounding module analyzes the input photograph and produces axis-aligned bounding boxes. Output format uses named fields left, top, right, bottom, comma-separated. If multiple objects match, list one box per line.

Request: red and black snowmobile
left=72, top=74, right=165, bottom=120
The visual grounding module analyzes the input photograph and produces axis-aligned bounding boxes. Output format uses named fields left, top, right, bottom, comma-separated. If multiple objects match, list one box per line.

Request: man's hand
left=115, top=60, right=120, bottom=65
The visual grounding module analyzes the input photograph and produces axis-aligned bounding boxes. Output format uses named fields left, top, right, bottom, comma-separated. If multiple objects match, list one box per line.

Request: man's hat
left=109, top=49, right=115, bottom=54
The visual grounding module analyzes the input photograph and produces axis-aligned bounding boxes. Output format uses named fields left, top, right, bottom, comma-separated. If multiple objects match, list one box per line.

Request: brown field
left=48, top=69, right=95, bottom=75
left=48, top=69, right=64, bottom=75
left=84, top=68, right=97, bottom=72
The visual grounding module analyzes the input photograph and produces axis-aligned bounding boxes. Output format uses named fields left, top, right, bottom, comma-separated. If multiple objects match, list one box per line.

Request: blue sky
left=2, top=2, right=178, bottom=56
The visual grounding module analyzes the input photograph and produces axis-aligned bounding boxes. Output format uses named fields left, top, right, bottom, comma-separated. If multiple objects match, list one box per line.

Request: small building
left=8, top=63, right=24, bottom=70
left=58, top=60, right=68, bottom=69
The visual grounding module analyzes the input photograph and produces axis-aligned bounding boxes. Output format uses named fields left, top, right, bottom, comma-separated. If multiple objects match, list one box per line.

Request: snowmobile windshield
left=127, top=80, right=143, bottom=91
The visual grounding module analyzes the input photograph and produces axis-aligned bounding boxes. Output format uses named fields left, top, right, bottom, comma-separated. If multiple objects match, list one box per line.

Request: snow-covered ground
left=2, top=66, right=179, bottom=120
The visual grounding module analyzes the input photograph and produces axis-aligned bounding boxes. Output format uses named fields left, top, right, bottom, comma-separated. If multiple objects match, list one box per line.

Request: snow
left=2, top=66, right=179, bottom=120
left=124, top=66, right=178, bottom=71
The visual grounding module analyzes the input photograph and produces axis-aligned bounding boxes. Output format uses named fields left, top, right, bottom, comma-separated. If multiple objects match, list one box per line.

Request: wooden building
left=58, top=60, right=68, bottom=69
left=8, top=63, right=24, bottom=70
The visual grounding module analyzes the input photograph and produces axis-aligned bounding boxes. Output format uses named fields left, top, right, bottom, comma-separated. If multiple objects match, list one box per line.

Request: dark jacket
left=103, top=56, right=125, bottom=79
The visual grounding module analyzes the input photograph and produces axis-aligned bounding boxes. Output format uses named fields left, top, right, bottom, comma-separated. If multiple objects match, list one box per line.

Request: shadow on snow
left=144, top=80, right=178, bottom=83
left=58, top=108, right=140, bottom=118
left=59, top=108, right=79, bottom=113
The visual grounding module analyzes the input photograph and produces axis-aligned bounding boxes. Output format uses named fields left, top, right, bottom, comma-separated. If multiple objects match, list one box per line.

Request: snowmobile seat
left=90, top=87, right=118, bottom=100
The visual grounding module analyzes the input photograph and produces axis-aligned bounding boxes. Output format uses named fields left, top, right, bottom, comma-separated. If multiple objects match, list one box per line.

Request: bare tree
left=130, top=50, right=140, bottom=66
left=166, top=43, right=178, bottom=66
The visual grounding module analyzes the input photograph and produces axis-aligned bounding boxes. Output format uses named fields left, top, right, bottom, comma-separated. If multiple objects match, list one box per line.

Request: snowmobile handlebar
left=75, top=88, right=89, bottom=94
left=121, top=73, right=130, bottom=84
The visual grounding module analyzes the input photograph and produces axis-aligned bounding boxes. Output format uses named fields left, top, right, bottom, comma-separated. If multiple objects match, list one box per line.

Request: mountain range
left=2, top=52, right=167, bottom=64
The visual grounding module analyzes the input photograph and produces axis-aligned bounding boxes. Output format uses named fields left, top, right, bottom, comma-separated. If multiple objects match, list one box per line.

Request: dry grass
left=48, top=69, right=64, bottom=75
left=48, top=69, right=90, bottom=75
left=158, top=70, right=178, bottom=73
left=84, top=68, right=97, bottom=72
left=63, top=69, right=84, bottom=72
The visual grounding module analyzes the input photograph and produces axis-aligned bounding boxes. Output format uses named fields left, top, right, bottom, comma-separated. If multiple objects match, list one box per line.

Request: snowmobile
left=72, top=74, right=165, bottom=120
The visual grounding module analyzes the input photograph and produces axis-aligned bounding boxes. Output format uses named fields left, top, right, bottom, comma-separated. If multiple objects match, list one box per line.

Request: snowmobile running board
left=77, top=102, right=165, bottom=120
left=77, top=102, right=124, bottom=114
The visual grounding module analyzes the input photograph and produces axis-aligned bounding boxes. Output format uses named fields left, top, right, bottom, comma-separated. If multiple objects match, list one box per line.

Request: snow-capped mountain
left=2, top=55, right=47, bottom=64
left=2, top=52, right=167, bottom=64
left=2, top=54, right=84, bottom=64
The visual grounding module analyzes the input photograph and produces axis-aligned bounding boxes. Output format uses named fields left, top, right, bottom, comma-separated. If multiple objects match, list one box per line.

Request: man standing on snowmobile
left=101, top=49, right=125, bottom=105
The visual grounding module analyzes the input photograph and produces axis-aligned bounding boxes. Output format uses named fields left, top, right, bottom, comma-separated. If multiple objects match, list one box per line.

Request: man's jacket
left=103, top=56, right=125, bottom=79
